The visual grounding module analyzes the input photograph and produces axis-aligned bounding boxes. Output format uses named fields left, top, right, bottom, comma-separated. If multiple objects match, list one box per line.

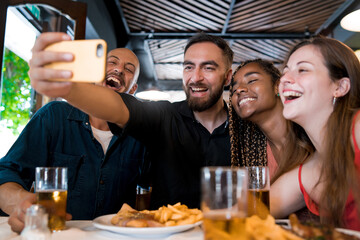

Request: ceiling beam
left=129, top=32, right=309, bottom=39
left=221, top=0, right=236, bottom=35
left=316, top=0, right=359, bottom=35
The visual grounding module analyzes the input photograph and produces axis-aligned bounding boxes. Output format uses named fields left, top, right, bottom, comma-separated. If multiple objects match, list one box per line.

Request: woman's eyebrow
left=244, top=71, right=260, bottom=77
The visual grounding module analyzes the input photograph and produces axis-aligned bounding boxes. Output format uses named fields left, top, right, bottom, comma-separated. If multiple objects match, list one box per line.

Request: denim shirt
left=0, top=101, right=146, bottom=219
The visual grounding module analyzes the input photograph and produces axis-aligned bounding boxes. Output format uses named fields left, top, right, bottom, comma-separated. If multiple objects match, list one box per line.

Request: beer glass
left=201, top=167, right=248, bottom=240
left=246, top=166, right=270, bottom=219
left=35, top=167, right=68, bottom=232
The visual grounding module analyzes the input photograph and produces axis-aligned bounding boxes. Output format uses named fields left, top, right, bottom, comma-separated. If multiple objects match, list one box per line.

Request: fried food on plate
left=111, top=202, right=203, bottom=228
left=246, top=215, right=303, bottom=240
left=289, top=214, right=360, bottom=240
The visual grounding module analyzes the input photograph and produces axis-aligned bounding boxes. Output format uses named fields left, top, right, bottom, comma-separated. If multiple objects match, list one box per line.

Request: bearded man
left=28, top=32, right=233, bottom=209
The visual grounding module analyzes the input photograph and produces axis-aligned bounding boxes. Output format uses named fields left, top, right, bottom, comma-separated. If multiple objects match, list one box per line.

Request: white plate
left=336, top=228, right=360, bottom=238
left=274, top=220, right=360, bottom=238
left=93, top=214, right=202, bottom=238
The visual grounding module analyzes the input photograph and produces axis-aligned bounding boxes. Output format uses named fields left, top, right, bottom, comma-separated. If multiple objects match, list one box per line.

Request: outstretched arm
left=270, top=167, right=305, bottom=218
left=29, top=32, right=129, bottom=127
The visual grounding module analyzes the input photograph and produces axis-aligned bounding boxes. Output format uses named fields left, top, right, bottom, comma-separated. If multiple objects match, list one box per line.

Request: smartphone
left=44, top=39, right=107, bottom=83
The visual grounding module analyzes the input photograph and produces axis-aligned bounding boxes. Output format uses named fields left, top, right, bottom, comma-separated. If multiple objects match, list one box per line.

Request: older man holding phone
left=28, top=32, right=233, bottom=210
left=0, top=45, right=148, bottom=233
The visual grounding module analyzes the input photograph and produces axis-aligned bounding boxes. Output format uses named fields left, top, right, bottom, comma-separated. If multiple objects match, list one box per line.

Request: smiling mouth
left=106, top=76, right=123, bottom=90
left=239, top=97, right=256, bottom=106
left=283, top=91, right=302, bottom=101
left=190, top=87, right=208, bottom=93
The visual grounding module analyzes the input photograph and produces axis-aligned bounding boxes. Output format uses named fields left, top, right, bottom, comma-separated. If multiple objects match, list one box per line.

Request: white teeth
left=283, top=91, right=302, bottom=97
left=192, top=87, right=207, bottom=92
left=107, top=76, right=120, bottom=83
left=239, top=98, right=256, bottom=106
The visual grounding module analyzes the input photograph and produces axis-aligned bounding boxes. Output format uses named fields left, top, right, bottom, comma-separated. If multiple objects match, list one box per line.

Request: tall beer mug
left=201, top=167, right=248, bottom=240
left=35, top=167, right=68, bottom=232
left=246, top=166, right=270, bottom=219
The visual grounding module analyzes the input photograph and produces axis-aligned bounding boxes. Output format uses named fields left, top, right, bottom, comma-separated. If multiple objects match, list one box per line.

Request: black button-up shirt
left=109, top=94, right=231, bottom=209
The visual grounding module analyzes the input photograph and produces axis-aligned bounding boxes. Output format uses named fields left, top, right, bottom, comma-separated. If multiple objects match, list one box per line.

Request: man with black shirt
left=29, top=32, right=233, bottom=209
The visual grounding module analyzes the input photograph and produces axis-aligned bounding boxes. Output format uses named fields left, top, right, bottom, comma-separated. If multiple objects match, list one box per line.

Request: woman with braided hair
left=229, top=59, right=288, bottom=180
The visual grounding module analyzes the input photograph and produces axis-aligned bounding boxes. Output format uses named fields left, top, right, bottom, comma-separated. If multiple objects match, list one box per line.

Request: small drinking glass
left=246, top=166, right=270, bottom=219
left=35, top=167, right=68, bottom=232
left=201, top=167, right=248, bottom=240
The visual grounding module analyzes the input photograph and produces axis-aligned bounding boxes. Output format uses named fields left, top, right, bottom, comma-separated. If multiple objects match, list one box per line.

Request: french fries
left=246, top=215, right=303, bottom=240
left=111, top=202, right=203, bottom=228
left=152, top=202, right=203, bottom=226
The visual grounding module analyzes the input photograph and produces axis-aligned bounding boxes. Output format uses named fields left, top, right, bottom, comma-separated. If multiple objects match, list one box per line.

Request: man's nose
left=190, top=68, right=204, bottom=83
left=114, top=65, right=124, bottom=74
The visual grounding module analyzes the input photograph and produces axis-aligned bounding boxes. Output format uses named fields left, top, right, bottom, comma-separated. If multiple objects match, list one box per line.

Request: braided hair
left=229, top=59, right=281, bottom=167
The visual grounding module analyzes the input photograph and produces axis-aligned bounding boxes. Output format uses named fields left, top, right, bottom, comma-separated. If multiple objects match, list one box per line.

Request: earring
left=277, top=93, right=280, bottom=97
left=333, top=96, right=337, bottom=105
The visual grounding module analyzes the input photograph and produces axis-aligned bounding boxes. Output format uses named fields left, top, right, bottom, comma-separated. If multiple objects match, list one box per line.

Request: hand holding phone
left=44, top=39, right=107, bottom=83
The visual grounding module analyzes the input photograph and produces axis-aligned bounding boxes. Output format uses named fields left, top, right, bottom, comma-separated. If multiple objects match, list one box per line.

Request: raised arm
left=28, top=32, right=129, bottom=127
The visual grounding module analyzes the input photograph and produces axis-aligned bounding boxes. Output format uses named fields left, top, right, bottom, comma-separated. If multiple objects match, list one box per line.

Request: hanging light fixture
left=340, top=9, right=360, bottom=32
left=135, top=89, right=170, bottom=101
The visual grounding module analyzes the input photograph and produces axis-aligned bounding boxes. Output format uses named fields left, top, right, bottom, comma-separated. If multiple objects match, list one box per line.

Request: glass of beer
left=246, top=166, right=270, bottom=219
left=35, top=167, right=68, bottom=232
left=201, top=167, right=248, bottom=240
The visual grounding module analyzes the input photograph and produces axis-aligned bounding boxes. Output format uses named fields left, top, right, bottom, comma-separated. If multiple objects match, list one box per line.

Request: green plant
left=1, top=48, right=32, bottom=135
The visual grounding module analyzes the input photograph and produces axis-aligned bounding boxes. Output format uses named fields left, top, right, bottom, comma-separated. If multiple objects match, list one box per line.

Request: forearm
left=270, top=169, right=305, bottom=218
left=0, top=182, right=34, bottom=215
left=65, top=83, right=129, bottom=127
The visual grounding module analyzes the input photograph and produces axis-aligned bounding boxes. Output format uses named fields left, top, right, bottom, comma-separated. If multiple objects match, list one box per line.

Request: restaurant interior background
left=0, top=0, right=359, bottom=157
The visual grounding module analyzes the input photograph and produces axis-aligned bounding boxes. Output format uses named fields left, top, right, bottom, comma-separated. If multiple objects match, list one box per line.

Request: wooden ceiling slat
left=209, top=0, right=232, bottom=9
left=124, top=0, right=213, bottom=32
left=123, top=2, right=191, bottom=31
left=147, top=2, right=217, bottom=31
left=267, top=39, right=298, bottom=52
left=229, top=0, right=324, bottom=31
left=149, top=40, right=186, bottom=63
left=181, top=0, right=228, bottom=20
left=121, top=2, right=199, bottom=31
left=265, top=8, right=338, bottom=32
left=152, top=49, right=184, bottom=63
left=232, top=43, right=273, bottom=61
left=230, top=0, right=293, bottom=22
left=230, top=2, right=340, bottom=32
left=268, top=16, right=331, bottom=32
left=155, top=0, right=222, bottom=30
left=124, top=11, right=185, bottom=32
left=230, top=0, right=266, bottom=17
left=242, top=40, right=288, bottom=60
left=255, top=40, right=289, bottom=57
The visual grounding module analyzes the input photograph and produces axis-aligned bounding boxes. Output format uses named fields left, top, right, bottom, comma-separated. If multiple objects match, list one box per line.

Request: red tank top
left=298, top=111, right=360, bottom=230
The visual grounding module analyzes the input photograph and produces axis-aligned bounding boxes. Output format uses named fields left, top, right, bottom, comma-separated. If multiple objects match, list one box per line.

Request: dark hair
left=229, top=59, right=281, bottom=168
left=282, top=36, right=360, bottom=227
left=232, top=59, right=281, bottom=87
left=184, top=32, right=234, bottom=69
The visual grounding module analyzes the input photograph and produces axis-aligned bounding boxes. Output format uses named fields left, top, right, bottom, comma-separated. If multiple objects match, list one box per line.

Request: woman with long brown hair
left=271, top=36, right=360, bottom=230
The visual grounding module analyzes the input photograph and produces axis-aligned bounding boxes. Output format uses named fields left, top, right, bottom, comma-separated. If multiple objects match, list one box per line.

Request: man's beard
left=184, top=81, right=225, bottom=112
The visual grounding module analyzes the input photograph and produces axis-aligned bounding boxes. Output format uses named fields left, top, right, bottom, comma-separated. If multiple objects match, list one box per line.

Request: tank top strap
left=298, top=164, right=320, bottom=215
